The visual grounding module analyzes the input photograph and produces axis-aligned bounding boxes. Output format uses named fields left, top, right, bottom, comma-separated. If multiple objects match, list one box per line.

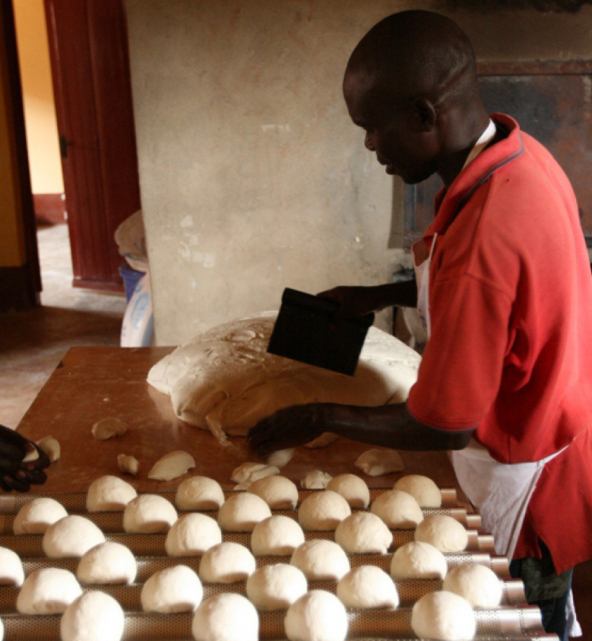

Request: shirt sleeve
left=407, top=272, right=514, bottom=430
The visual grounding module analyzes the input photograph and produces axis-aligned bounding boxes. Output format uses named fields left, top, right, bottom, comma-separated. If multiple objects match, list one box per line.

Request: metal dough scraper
left=267, top=287, right=374, bottom=376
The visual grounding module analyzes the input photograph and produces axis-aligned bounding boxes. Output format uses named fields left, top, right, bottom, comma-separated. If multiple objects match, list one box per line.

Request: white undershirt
left=462, top=118, right=496, bottom=170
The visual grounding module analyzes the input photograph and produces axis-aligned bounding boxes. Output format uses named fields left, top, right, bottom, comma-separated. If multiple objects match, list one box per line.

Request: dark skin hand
left=248, top=402, right=475, bottom=458
left=0, top=424, right=51, bottom=492
left=318, top=280, right=418, bottom=322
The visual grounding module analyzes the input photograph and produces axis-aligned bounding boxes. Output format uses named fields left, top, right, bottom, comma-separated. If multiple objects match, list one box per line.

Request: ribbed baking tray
left=0, top=607, right=549, bottom=641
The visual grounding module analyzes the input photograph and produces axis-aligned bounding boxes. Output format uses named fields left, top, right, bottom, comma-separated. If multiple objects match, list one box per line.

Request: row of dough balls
left=1, top=556, right=499, bottom=641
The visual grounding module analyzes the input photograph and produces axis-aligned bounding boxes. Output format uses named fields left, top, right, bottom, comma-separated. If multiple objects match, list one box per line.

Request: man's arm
left=318, top=280, right=417, bottom=321
left=248, top=401, right=474, bottom=457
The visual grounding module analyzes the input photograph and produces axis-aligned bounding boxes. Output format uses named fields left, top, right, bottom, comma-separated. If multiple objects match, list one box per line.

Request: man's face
left=343, top=69, right=439, bottom=185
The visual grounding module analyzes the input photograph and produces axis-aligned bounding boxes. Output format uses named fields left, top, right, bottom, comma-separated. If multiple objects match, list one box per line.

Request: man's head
left=343, top=11, right=486, bottom=185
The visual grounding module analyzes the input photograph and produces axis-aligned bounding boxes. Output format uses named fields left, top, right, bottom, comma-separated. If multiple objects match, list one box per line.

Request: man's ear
left=411, top=98, right=437, bottom=132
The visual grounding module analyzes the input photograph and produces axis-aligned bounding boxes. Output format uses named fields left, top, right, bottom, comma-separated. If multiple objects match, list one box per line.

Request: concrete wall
left=13, top=0, right=63, bottom=195
left=125, top=0, right=592, bottom=346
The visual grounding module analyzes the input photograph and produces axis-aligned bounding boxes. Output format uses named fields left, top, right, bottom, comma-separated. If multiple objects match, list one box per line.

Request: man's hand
left=317, top=286, right=379, bottom=322
left=247, top=404, right=326, bottom=457
left=0, top=425, right=51, bottom=492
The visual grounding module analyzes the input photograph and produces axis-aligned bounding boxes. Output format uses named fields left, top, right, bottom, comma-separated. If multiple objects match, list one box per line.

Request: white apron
left=412, top=234, right=580, bottom=635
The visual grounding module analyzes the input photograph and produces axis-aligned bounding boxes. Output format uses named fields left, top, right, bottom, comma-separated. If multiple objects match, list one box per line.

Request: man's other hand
left=0, top=425, right=51, bottom=492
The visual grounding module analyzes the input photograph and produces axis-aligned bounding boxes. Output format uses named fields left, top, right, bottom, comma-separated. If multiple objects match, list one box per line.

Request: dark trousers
left=510, top=540, right=573, bottom=641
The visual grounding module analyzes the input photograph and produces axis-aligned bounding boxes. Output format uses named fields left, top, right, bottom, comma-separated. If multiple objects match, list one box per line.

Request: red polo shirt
left=406, top=114, right=592, bottom=572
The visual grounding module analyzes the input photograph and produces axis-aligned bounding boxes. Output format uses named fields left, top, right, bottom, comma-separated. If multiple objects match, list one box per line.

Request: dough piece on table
left=411, top=591, right=476, bottom=641
left=390, top=541, right=448, bottom=580
left=147, top=313, right=421, bottom=444
left=91, top=417, right=128, bottom=440
left=251, top=515, right=306, bottom=556
left=290, top=540, right=350, bottom=581
left=393, top=474, right=442, bottom=508
left=267, top=447, right=295, bottom=468
left=117, top=453, right=139, bottom=476
left=246, top=564, right=308, bottom=611
left=175, top=475, right=225, bottom=510
left=123, top=494, right=178, bottom=533
left=300, top=470, right=332, bottom=489
left=43, top=515, right=105, bottom=558
left=35, top=435, right=60, bottom=462
left=13, top=497, right=68, bottom=534
left=61, top=591, right=125, bottom=641
left=298, top=490, right=351, bottom=531
left=415, top=514, right=469, bottom=553
left=443, top=562, right=503, bottom=608
left=355, top=448, right=405, bottom=477
left=327, top=473, right=370, bottom=508
left=148, top=450, right=196, bottom=481
left=17, top=568, right=82, bottom=614
left=165, top=513, right=222, bottom=556
left=77, top=541, right=137, bottom=585
left=217, top=492, right=271, bottom=532
left=370, top=489, right=423, bottom=529
left=231, top=461, right=279, bottom=484
left=199, top=542, right=256, bottom=583
left=285, top=590, right=348, bottom=641
left=141, top=565, right=203, bottom=613
left=248, top=475, right=299, bottom=509
left=0, top=546, right=24, bottom=587
left=334, top=512, right=393, bottom=554
left=337, top=566, right=399, bottom=609
left=86, top=475, right=137, bottom=512
left=192, top=593, right=259, bottom=641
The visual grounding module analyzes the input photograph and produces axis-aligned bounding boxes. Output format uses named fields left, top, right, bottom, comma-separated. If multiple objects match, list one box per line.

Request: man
left=249, top=10, right=592, bottom=639
left=0, top=424, right=50, bottom=492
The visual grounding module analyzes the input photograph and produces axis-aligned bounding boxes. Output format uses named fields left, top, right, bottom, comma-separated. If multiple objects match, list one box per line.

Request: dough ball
left=91, top=417, right=128, bottom=440
left=251, top=515, right=306, bottom=556
left=411, top=591, right=476, bottom=641
left=337, top=566, right=399, bottom=609
left=231, top=461, right=279, bottom=484
left=165, top=513, right=222, bottom=556
left=298, top=491, right=351, bottom=531
left=285, top=590, right=348, bottom=641
left=246, top=564, right=308, bottom=610
left=390, top=541, right=448, bottom=580
left=0, top=616, right=3, bottom=641
left=61, top=591, right=124, bottom=641
left=13, top=497, right=68, bottom=534
left=290, top=540, right=350, bottom=581
left=199, top=542, right=256, bottom=583
left=327, top=474, right=370, bottom=508
left=35, top=435, right=60, bottom=462
left=354, top=448, right=404, bottom=477
left=148, top=450, right=196, bottom=481
left=77, top=542, right=137, bottom=585
left=141, top=565, right=203, bottom=613
left=267, top=447, right=295, bottom=468
left=415, top=514, right=469, bottom=553
left=43, top=515, right=106, bottom=558
left=370, top=489, right=423, bottom=529
left=192, top=593, right=259, bottom=641
left=443, top=563, right=503, bottom=608
left=393, top=474, right=442, bottom=508
left=86, top=475, right=137, bottom=512
left=217, top=492, right=271, bottom=532
left=248, top=475, right=299, bottom=509
left=300, top=470, right=332, bottom=489
left=117, top=453, right=139, bottom=476
left=17, top=568, right=82, bottom=614
left=123, top=494, right=178, bottom=533
left=334, top=512, right=393, bottom=554
left=0, top=546, right=24, bottom=587
left=175, top=475, right=225, bottom=510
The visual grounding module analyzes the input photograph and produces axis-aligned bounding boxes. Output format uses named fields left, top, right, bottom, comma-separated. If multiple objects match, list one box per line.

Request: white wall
left=125, top=0, right=592, bottom=345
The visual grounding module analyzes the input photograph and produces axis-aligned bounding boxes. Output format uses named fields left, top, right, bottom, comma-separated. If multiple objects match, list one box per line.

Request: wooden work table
left=16, top=347, right=463, bottom=497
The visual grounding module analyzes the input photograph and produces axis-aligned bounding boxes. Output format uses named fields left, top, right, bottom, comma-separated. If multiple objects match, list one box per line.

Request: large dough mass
left=147, top=313, right=420, bottom=442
